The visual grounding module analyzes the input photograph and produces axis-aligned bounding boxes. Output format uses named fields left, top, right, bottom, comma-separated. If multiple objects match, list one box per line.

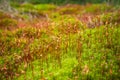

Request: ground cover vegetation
left=0, top=0, right=120, bottom=80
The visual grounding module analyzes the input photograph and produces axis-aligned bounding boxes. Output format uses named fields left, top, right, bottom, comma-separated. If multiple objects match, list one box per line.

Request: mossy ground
left=0, top=3, right=120, bottom=80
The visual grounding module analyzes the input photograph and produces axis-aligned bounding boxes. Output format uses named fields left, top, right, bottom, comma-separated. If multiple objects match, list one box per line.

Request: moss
left=59, top=8, right=79, bottom=14
left=84, top=4, right=112, bottom=14
left=15, top=27, right=41, bottom=38
left=21, top=3, right=35, bottom=9
left=0, top=3, right=120, bottom=80
left=58, top=5, right=82, bottom=15
left=0, top=11, right=10, bottom=19
left=34, top=4, right=57, bottom=11
left=0, top=18, right=17, bottom=28
left=100, top=11, right=120, bottom=24
left=10, top=2, right=20, bottom=8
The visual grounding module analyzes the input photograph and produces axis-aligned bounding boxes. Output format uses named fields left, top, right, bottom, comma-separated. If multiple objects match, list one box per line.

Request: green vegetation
left=0, top=2, right=120, bottom=80
left=11, top=0, right=120, bottom=5
left=10, top=0, right=120, bottom=5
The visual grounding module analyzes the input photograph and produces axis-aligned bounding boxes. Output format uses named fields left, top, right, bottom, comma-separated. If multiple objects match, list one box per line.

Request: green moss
left=85, top=4, right=112, bottom=14
left=0, top=18, right=17, bottom=28
left=21, top=3, right=35, bottom=9
left=10, top=2, right=20, bottom=8
left=15, top=27, right=40, bottom=38
left=0, top=12, right=10, bottom=19
left=0, top=3, right=120, bottom=80
left=34, top=4, right=57, bottom=11
left=100, top=11, right=120, bottom=24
